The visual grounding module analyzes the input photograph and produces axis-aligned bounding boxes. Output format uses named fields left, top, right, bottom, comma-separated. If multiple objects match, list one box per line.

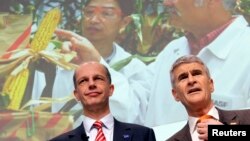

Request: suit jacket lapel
left=217, top=108, right=239, bottom=125
left=172, top=123, right=192, bottom=141
left=113, top=119, right=133, bottom=141
left=67, top=123, right=89, bottom=141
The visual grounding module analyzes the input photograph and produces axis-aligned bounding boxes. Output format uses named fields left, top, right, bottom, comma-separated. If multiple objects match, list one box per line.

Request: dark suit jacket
left=49, top=118, right=156, bottom=141
left=166, top=107, right=250, bottom=141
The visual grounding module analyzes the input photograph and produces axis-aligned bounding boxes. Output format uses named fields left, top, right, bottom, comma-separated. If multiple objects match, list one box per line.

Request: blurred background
left=0, top=0, right=250, bottom=140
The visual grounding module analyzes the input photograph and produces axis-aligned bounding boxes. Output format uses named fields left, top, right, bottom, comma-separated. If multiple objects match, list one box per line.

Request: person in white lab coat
left=32, top=0, right=150, bottom=127
left=145, top=0, right=250, bottom=127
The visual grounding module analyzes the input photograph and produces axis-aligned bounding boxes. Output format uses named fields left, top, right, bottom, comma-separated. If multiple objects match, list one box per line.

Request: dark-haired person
left=166, top=55, right=250, bottom=141
left=52, top=0, right=151, bottom=126
left=49, top=62, right=156, bottom=141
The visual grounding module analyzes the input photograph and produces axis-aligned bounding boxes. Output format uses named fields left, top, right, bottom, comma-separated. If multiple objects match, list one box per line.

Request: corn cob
left=2, top=68, right=29, bottom=110
left=2, top=75, right=15, bottom=94
left=2, top=74, right=19, bottom=101
left=30, top=8, right=61, bottom=52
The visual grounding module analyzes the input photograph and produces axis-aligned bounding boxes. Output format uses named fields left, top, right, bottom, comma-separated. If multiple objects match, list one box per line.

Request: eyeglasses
left=83, top=6, right=122, bottom=20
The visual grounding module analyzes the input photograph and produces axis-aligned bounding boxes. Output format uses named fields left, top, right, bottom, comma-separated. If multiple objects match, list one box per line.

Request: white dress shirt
left=189, top=106, right=219, bottom=141
left=83, top=113, right=114, bottom=141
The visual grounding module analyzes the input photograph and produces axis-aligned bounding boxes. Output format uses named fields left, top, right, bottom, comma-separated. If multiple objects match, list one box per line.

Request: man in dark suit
left=166, top=55, right=250, bottom=141
left=49, top=62, right=156, bottom=141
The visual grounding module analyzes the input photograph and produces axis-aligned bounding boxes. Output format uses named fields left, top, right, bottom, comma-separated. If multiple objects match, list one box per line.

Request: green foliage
left=3, top=0, right=250, bottom=58
left=0, top=93, right=10, bottom=108
left=240, top=0, right=250, bottom=14
left=111, top=54, right=156, bottom=71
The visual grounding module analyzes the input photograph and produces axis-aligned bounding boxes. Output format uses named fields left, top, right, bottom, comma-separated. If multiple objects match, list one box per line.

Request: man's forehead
left=79, top=62, right=103, bottom=69
left=86, top=0, right=119, bottom=7
left=76, top=65, right=105, bottom=77
left=175, top=62, right=204, bottom=71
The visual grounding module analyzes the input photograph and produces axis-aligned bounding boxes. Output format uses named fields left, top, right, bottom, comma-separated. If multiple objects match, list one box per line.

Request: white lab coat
left=50, top=43, right=150, bottom=126
left=145, top=15, right=250, bottom=127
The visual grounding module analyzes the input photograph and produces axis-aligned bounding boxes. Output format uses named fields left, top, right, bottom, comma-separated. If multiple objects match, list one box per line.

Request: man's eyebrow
left=177, top=72, right=188, bottom=80
left=191, top=69, right=202, bottom=73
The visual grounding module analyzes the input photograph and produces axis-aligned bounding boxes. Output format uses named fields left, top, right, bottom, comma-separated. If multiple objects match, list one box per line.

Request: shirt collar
left=104, top=43, right=116, bottom=64
left=83, top=113, right=114, bottom=132
left=186, top=17, right=235, bottom=55
left=188, top=105, right=219, bottom=133
left=202, top=15, right=247, bottom=60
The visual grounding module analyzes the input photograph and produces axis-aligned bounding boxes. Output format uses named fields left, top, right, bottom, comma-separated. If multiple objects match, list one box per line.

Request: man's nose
left=187, top=75, right=196, bottom=85
left=88, top=79, right=96, bottom=87
left=88, top=14, right=103, bottom=22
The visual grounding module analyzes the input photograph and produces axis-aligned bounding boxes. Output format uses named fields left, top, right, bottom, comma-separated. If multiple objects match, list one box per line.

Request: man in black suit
left=49, top=62, right=156, bottom=141
left=166, top=55, right=250, bottom=141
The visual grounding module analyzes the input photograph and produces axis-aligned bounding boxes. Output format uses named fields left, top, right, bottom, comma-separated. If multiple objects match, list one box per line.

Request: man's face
left=74, top=62, right=114, bottom=111
left=171, top=62, right=214, bottom=110
left=163, top=0, right=209, bottom=30
left=82, top=0, right=124, bottom=42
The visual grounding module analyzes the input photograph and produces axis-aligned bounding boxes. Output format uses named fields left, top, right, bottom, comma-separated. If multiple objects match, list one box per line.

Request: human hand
left=197, top=119, right=223, bottom=140
left=55, top=28, right=101, bottom=64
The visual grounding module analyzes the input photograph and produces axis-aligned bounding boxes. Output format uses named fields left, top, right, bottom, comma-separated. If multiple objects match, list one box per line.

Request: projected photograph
left=1, top=0, right=250, bottom=140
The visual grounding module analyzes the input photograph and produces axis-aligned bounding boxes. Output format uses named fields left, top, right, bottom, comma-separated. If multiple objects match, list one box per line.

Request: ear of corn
left=2, top=75, right=15, bottom=94
left=1, top=8, right=61, bottom=110
left=2, top=68, right=29, bottom=110
left=30, top=8, right=61, bottom=52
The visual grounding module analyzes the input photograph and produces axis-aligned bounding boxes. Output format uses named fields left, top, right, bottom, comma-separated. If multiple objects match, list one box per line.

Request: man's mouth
left=188, top=88, right=201, bottom=94
left=86, top=26, right=101, bottom=33
left=86, top=91, right=101, bottom=96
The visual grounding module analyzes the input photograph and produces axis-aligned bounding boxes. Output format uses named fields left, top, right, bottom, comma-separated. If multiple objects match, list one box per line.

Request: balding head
left=73, top=62, right=111, bottom=88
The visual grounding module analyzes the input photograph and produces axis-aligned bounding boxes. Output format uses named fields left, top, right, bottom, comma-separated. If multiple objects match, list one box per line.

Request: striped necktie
left=93, top=121, right=106, bottom=141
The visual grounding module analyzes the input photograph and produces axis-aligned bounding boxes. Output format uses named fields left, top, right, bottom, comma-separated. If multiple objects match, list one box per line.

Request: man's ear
left=119, top=16, right=132, bottom=33
left=209, top=78, right=214, bottom=93
left=109, top=84, right=114, bottom=96
left=172, top=89, right=180, bottom=102
left=74, top=90, right=80, bottom=101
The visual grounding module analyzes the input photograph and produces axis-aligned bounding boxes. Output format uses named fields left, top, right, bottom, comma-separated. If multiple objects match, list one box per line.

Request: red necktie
left=93, top=121, right=106, bottom=141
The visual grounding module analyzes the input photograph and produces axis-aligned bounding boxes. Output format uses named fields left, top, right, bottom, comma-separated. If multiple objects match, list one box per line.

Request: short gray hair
left=170, top=55, right=211, bottom=87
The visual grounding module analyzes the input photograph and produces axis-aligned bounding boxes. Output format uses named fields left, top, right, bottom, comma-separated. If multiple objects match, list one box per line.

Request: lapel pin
left=123, top=134, right=130, bottom=138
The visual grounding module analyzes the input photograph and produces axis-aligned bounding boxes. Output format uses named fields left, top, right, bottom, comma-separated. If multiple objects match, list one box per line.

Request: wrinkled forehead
left=82, top=62, right=104, bottom=69
left=76, top=62, right=105, bottom=75
left=174, top=62, right=205, bottom=73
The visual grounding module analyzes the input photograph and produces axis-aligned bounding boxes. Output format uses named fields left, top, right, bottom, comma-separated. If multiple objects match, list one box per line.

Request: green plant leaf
left=0, top=93, right=10, bottom=108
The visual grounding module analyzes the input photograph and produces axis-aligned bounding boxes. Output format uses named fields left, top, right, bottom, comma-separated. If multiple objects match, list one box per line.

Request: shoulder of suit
left=115, top=119, right=152, bottom=130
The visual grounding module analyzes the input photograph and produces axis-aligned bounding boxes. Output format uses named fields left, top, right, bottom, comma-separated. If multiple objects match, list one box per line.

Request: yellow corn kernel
left=30, top=8, right=61, bottom=52
left=6, top=68, right=29, bottom=110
